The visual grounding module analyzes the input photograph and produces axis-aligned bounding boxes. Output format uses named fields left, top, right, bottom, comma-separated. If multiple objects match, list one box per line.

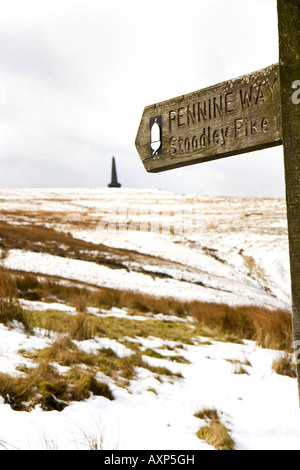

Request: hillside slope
left=0, top=188, right=298, bottom=451
left=0, top=188, right=291, bottom=310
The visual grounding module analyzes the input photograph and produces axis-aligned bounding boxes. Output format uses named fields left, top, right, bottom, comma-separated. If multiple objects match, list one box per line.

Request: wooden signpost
left=135, top=0, right=300, bottom=403
left=278, top=0, right=300, bottom=400
left=136, top=64, right=282, bottom=173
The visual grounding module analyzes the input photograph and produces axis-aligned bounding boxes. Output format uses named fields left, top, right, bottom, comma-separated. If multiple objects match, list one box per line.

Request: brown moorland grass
left=0, top=269, right=32, bottom=332
left=0, top=220, right=130, bottom=269
left=21, top=333, right=183, bottom=395
left=0, top=362, right=114, bottom=412
left=2, top=268, right=293, bottom=352
left=190, top=301, right=292, bottom=352
left=0, top=207, right=98, bottom=231
left=28, top=309, right=198, bottom=346
left=0, top=221, right=191, bottom=281
left=23, top=333, right=183, bottom=396
left=0, top=267, right=294, bottom=414
left=13, top=269, right=190, bottom=317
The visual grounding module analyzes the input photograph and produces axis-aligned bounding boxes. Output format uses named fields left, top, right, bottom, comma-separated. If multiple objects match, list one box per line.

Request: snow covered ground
left=0, top=307, right=299, bottom=451
left=0, top=188, right=299, bottom=451
left=0, top=188, right=291, bottom=310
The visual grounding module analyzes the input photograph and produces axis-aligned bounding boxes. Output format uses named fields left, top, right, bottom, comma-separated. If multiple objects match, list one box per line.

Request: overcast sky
left=0, top=0, right=286, bottom=197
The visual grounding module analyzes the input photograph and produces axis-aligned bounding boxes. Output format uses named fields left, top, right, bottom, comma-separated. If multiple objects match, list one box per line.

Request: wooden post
left=277, top=0, right=300, bottom=401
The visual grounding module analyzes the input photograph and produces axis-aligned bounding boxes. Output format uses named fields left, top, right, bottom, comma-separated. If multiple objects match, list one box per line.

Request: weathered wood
left=135, top=64, right=282, bottom=173
left=285, top=0, right=300, bottom=8
left=277, top=0, right=300, bottom=401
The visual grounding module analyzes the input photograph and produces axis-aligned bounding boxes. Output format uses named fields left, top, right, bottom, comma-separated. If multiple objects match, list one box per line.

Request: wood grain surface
left=135, top=64, right=282, bottom=173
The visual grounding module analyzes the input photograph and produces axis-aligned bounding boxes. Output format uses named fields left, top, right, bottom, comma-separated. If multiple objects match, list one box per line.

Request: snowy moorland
left=0, top=187, right=299, bottom=450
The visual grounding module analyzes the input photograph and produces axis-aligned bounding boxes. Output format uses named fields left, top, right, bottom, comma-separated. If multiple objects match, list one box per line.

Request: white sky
left=0, top=0, right=286, bottom=197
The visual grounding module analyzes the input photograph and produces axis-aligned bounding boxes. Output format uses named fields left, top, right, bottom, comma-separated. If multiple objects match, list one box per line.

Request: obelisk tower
left=108, top=157, right=121, bottom=188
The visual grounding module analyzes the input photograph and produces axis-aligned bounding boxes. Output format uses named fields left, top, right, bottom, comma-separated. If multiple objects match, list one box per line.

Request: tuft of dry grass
left=272, top=353, right=297, bottom=378
left=197, top=420, right=235, bottom=451
left=0, top=269, right=32, bottom=332
left=195, top=408, right=235, bottom=451
left=68, top=313, right=97, bottom=341
left=194, top=408, right=219, bottom=421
